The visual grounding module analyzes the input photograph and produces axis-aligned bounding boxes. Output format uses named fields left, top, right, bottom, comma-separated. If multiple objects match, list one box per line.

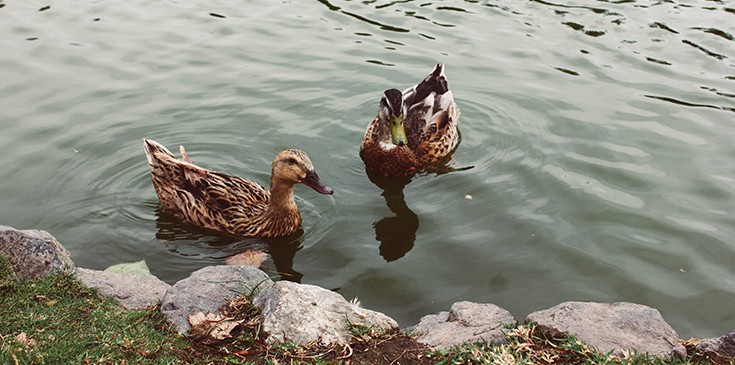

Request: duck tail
left=143, top=138, right=176, bottom=166
left=430, top=63, right=445, bottom=78
left=411, top=63, right=450, bottom=102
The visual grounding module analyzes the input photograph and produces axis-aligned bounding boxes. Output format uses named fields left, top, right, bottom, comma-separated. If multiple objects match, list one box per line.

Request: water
left=1, top=0, right=734, bottom=338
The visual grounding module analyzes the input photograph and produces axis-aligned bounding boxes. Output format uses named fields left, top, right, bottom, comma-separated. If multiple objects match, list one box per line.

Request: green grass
left=0, top=256, right=197, bottom=364
left=0, top=255, right=728, bottom=364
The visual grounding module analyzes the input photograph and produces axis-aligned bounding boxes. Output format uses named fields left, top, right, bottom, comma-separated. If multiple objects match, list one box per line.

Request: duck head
left=271, top=149, right=334, bottom=195
left=378, top=88, right=408, bottom=147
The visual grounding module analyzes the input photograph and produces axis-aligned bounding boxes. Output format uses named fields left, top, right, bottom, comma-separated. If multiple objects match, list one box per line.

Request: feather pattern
left=360, top=63, right=461, bottom=177
left=143, top=139, right=332, bottom=238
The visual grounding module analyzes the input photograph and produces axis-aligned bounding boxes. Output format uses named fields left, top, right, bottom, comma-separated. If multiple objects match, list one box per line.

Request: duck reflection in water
left=365, top=161, right=474, bottom=262
left=154, top=206, right=304, bottom=282
left=366, top=172, right=419, bottom=262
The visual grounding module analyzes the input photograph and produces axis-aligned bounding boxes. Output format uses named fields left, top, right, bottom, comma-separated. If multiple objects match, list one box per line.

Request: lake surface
left=1, top=0, right=733, bottom=338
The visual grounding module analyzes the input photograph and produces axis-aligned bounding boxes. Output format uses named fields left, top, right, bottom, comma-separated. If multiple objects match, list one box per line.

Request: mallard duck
left=143, top=139, right=333, bottom=238
left=360, top=63, right=460, bottom=177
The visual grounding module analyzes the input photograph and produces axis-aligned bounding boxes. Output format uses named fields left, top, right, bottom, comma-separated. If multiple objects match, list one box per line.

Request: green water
left=1, top=0, right=733, bottom=338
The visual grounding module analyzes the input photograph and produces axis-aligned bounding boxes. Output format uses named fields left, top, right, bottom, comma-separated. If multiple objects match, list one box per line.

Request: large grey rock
left=75, top=268, right=170, bottom=310
left=406, top=301, right=516, bottom=350
left=526, top=301, right=685, bottom=357
left=696, top=330, right=735, bottom=363
left=253, top=281, right=399, bottom=346
left=161, top=265, right=273, bottom=334
left=0, top=225, right=75, bottom=280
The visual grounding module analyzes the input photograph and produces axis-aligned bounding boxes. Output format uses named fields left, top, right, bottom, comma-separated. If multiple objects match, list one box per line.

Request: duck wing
left=400, top=64, right=460, bottom=163
left=416, top=98, right=460, bottom=166
left=144, top=139, right=270, bottom=233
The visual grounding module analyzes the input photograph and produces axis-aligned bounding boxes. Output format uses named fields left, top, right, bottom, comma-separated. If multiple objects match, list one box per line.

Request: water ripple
left=564, top=151, right=666, bottom=178
left=562, top=21, right=606, bottom=37
left=650, top=22, right=679, bottom=34
left=682, top=39, right=728, bottom=60
left=341, top=10, right=410, bottom=33
left=644, top=94, right=735, bottom=113
left=691, top=27, right=734, bottom=41
left=543, top=164, right=645, bottom=209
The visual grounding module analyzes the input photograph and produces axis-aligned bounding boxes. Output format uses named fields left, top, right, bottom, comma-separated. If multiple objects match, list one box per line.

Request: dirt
left=339, top=331, right=435, bottom=365
left=194, top=329, right=436, bottom=364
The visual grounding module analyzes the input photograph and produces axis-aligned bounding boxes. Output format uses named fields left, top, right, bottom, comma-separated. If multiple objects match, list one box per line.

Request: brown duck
left=360, top=63, right=461, bottom=177
left=143, top=139, right=333, bottom=238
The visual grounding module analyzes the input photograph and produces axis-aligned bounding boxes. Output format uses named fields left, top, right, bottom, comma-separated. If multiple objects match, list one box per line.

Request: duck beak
left=389, top=114, right=408, bottom=147
left=301, top=170, right=334, bottom=195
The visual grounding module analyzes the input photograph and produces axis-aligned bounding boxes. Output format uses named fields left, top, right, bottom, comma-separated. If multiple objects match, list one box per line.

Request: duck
left=359, top=63, right=461, bottom=177
left=143, top=139, right=333, bottom=238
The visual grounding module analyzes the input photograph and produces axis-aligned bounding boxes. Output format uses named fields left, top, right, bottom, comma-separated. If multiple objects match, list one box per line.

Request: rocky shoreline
left=2, top=225, right=733, bottom=361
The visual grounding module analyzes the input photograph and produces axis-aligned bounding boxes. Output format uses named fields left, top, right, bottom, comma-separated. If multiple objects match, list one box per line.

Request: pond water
left=1, top=0, right=734, bottom=338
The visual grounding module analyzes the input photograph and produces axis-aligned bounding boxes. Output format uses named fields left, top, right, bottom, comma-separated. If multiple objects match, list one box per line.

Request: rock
left=75, top=268, right=170, bottom=310
left=161, top=265, right=273, bottom=334
left=696, top=330, right=735, bottom=363
left=526, top=301, right=685, bottom=357
left=0, top=225, right=75, bottom=280
left=253, top=281, right=399, bottom=346
left=406, top=301, right=516, bottom=350
left=104, top=260, right=151, bottom=276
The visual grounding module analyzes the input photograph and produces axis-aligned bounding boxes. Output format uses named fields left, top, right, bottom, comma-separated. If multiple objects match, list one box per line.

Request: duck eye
left=286, top=157, right=298, bottom=165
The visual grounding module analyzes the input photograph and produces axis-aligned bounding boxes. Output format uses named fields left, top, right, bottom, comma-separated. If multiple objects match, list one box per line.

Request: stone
left=0, top=225, right=75, bottom=280
left=104, top=260, right=151, bottom=276
left=695, top=330, right=735, bottom=363
left=253, top=281, right=399, bottom=346
left=161, top=265, right=273, bottom=334
left=75, top=268, right=170, bottom=310
left=406, top=301, right=516, bottom=350
left=526, top=301, right=685, bottom=357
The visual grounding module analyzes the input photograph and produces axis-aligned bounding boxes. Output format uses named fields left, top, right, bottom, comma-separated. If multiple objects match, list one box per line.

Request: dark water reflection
left=367, top=172, right=418, bottom=262
left=365, top=146, right=473, bottom=262
left=267, top=237, right=305, bottom=283
left=155, top=207, right=305, bottom=282
left=154, top=207, right=239, bottom=246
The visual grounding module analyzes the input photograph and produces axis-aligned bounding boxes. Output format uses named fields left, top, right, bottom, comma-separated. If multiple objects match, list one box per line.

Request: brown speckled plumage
left=360, top=63, right=461, bottom=177
left=143, top=139, right=333, bottom=238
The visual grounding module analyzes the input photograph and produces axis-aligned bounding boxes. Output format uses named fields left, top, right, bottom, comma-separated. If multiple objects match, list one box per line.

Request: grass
left=0, top=256, right=196, bottom=364
left=0, top=255, right=729, bottom=364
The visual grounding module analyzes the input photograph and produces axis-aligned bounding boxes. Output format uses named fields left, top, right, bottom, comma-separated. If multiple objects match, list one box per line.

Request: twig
left=336, top=344, right=353, bottom=360
left=125, top=306, right=156, bottom=329
left=663, top=336, right=676, bottom=348
left=389, top=349, right=409, bottom=365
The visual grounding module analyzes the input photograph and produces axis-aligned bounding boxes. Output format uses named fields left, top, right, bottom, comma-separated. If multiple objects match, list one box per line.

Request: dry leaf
left=188, top=312, right=222, bottom=340
left=188, top=311, right=243, bottom=343
left=16, top=332, right=36, bottom=348
left=228, top=296, right=251, bottom=307
left=209, top=319, right=243, bottom=340
left=188, top=312, right=222, bottom=328
left=225, top=249, right=269, bottom=268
